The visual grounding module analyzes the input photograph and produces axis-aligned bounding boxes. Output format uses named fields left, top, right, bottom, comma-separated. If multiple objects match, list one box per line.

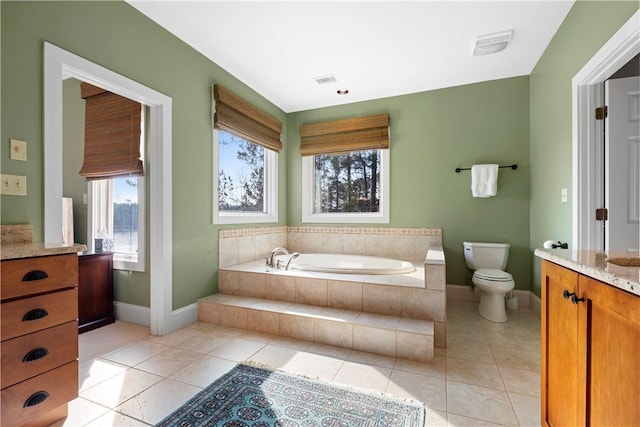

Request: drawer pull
left=22, top=308, right=49, bottom=322
left=23, top=347, right=49, bottom=362
left=23, top=391, right=49, bottom=408
left=22, top=270, right=49, bottom=282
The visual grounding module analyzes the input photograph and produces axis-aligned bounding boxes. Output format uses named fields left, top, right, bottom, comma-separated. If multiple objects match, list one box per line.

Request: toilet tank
left=463, top=242, right=510, bottom=270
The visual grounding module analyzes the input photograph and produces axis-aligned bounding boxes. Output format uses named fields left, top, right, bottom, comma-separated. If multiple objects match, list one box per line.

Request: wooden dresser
left=1, top=246, right=83, bottom=427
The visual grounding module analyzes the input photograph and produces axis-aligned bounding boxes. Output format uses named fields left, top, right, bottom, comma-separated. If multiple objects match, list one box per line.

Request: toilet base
left=478, top=291, right=508, bottom=323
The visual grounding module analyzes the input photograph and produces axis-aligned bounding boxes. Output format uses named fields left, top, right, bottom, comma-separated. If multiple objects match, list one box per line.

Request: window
left=89, top=176, right=145, bottom=271
left=213, top=129, right=278, bottom=224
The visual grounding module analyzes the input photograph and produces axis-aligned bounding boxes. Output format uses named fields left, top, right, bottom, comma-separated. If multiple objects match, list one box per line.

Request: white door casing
left=605, top=76, right=640, bottom=252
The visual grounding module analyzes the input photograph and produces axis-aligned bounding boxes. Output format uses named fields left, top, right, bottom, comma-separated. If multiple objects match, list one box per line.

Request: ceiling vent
left=473, top=30, right=513, bottom=56
left=313, top=74, right=338, bottom=85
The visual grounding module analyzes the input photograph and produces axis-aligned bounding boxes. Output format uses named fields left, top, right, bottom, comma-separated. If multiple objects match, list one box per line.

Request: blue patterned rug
left=156, top=364, right=424, bottom=427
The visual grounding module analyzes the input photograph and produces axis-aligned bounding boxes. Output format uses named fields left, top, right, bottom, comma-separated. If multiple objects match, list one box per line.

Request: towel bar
left=455, top=164, right=518, bottom=173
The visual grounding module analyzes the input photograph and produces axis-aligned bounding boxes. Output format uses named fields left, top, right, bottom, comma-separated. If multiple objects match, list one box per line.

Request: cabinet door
left=541, top=260, right=580, bottom=427
left=578, top=275, right=640, bottom=426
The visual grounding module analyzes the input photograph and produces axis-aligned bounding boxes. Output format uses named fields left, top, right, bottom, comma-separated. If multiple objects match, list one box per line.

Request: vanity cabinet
left=541, top=260, right=640, bottom=426
left=78, top=252, right=114, bottom=333
left=0, top=253, right=79, bottom=427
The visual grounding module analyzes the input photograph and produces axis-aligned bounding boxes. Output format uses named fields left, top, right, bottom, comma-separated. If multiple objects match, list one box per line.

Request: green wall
left=1, top=1, right=288, bottom=309
left=529, top=1, right=639, bottom=296
left=288, top=77, right=531, bottom=289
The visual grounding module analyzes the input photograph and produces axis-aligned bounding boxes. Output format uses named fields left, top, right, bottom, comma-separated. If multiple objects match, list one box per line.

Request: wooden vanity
left=537, top=249, right=640, bottom=427
left=1, top=242, right=85, bottom=427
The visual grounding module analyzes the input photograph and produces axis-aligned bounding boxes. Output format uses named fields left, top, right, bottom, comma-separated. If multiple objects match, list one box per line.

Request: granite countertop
left=535, top=248, right=640, bottom=297
left=1, top=242, right=87, bottom=260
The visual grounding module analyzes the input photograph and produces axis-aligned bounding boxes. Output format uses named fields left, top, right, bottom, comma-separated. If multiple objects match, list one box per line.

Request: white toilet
left=463, top=242, right=515, bottom=323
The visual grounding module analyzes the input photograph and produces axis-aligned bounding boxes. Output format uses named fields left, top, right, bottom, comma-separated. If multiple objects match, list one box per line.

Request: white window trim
left=301, top=149, right=390, bottom=224
left=213, top=129, right=278, bottom=224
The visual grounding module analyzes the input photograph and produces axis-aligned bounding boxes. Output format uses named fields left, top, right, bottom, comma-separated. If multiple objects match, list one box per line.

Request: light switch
left=10, top=139, right=27, bottom=161
left=1, top=174, right=27, bottom=196
left=561, top=188, right=568, bottom=203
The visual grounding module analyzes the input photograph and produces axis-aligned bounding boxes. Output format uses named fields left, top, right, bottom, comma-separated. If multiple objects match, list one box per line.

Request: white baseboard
left=113, top=302, right=198, bottom=335
left=529, top=292, right=541, bottom=316
left=446, top=284, right=539, bottom=312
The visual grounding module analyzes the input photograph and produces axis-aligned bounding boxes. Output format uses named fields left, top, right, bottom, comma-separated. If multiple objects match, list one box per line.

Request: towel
left=471, top=164, right=499, bottom=197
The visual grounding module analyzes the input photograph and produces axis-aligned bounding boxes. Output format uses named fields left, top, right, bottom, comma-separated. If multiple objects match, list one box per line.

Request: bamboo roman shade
left=79, top=82, right=144, bottom=180
left=213, top=84, right=282, bottom=152
left=299, top=113, right=389, bottom=156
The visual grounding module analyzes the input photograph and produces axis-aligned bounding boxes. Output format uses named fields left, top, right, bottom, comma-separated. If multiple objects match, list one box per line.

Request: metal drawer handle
left=22, top=308, right=49, bottom=322
left=23, top=391, right=49, bottom=408
left=23, top=347, right=49, bottom=363
left=22, top=270, right=49, bottom=282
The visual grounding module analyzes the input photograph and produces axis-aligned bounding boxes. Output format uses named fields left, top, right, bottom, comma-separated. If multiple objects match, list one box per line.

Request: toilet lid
left=474, top=268, right=513, bottom=281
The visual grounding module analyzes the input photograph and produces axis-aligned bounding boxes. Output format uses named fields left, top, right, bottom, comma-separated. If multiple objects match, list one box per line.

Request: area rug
left=156, top=364, right=424, bottom=427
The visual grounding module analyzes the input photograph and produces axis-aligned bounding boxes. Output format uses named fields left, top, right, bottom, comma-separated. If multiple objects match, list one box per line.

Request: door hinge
left=595, top=106, right=608, bottom=120
left=595, top=208, right=608, bottom=221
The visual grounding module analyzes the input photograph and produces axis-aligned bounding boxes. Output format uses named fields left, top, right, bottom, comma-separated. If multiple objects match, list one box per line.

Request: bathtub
left=274, top=253, right=415, bottom=275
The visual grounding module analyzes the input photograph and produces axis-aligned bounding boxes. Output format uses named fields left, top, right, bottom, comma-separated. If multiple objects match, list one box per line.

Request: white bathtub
left=274, top=253, right=415, bottom=275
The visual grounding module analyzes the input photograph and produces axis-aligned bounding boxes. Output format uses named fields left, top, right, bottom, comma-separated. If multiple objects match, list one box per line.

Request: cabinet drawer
left=1, top=254, right=78, bottom=300
left=1, top=360, right=78, bottom=427
left=1, top=289, right=78, bottom=341
left=1, top=321, right=78, bottom=388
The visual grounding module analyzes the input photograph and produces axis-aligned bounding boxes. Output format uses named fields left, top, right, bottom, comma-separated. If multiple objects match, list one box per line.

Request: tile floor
left=53, top=299, right=541, bottom=426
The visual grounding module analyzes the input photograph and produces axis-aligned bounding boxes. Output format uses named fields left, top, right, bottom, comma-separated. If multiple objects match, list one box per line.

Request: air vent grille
left=313, top=75, right=338, bottom=85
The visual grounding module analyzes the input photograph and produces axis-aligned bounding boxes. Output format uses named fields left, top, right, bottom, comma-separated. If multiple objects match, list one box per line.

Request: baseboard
left=529, top=292, right=541, bottom=316
left=114, top=301, right=151, bottom=327
left=446, top=284, right=539, bottom=312
left=113, top=302, right=198, bottom=335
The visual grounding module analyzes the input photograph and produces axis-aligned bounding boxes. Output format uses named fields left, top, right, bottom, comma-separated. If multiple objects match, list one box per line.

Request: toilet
left=463, top=241, right=515, bottom=322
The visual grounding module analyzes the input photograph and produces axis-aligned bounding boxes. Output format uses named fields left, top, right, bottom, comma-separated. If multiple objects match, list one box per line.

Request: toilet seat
left=473, top=268, right=513, bottom=282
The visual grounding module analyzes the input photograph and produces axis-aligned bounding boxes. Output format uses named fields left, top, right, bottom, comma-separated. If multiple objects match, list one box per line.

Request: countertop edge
left=1, top=242, right=88, bottom=260
left=535, top=248, right=640, bottom=297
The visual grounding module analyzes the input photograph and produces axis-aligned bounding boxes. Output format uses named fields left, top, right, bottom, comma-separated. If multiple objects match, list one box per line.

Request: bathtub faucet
left=266, top=247, right=289, bottom=268
left=284, top=253, right=300, bottom=270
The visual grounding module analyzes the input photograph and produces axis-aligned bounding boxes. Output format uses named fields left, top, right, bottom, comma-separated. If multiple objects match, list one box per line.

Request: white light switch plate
left=10, top=139, right=27, bottom=161
left=1, top=174, right=27, bottom=196
left=561, top=188, right=568, bottom=203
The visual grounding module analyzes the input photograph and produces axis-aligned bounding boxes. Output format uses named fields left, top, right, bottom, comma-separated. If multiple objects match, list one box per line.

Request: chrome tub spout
left=266, top=247, right=289, bottom=268
left=285, top=253, right=300, bottom=270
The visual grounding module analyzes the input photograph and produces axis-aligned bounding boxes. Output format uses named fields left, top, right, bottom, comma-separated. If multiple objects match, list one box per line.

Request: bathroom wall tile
left=389, top=235, right=414, bottom=261
left=357, top=312, right=401, bottom=329
left=413, top=236, right=431, bottom=261
left=314, top=319, right=353, bottom=348
left=287, top=232, right=303, bottom=253
left=247, top=310, right=280, bottom=335
left=218, top=270, right=239, bottom=295
left=275, top=232, right=288, bottom=249
left=218, top=238, right=238, bottom=268
left=279, top=313, right=314, bottom=341
left=295, top=277, right=328, bottom=306
left=197, top=302, right=219, bottom=324
left=434, top=321, right=446, bottom=348
left=352, top=325, right=396, bottom=357
left=425, top=265, right=446, bottom=290
left=364, top=234, right=390, bottom=257
left=254, top=233, right=272, bottom=260
left=218, top=305, right=247, bottom=329
left=266, top=274, right=297, bottom=302
left=302, top=233, right=323, bottom=253
left=238, top=235, right=257, bottom=263
left=402, top=289, right=446, bottom=322
left=321, top=233, right=344, bottom=254
left=397, top=331, right=433, bottom=362
left=343, top=233, right=365, bottom=255
left=327, top=280, right=362, bottom=311
left=238, top=272, right=266, bottom=298
left=363, top=284, right=401, bottom=316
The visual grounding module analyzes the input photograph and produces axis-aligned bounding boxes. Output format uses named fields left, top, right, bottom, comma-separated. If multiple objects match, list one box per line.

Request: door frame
left=572, top=10, right=640, bottom=251
left=43, top=42, right=181, bottom=335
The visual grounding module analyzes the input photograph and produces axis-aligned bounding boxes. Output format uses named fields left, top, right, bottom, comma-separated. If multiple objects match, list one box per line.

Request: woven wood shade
left=213, top=84, right=282, bottom=152
left=299, top=114, right=389, bottom=156
left=79, top=82, right=143, bottom=180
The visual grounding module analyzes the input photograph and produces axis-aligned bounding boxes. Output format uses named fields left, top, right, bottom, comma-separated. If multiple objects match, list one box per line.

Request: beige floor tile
left=485, top=330, right=540, bottom=353
left=248, top=344, right=303, bottom=369
left=208, top=337, right=266, bottom=361
left=178, top=331, right=233, bottom=353
left=305, top=342, right=352, bottom=359
left=348, top=349, right=397, bottom=368
left=102, top=341, right=170, bottom=367
left=446, top=357, right=505, bottom=390
left=446, top=340, right=495, bottom=364
left=510, top=392, right=542, bottom=427
left=492, top=343, right=540, bottom=371
left=446, top=413, right=504, bottom=426
left=235, top=328, right=278, bottom=343
left=80, top=368, right=163, bottom=408
left=115, top=378, right=201, bottom=425
left=499, top=365, right=541, bottom=397
left=79, top=321, right=150, bottom=364
left=170, top=355, right=238, bottom=388
left=79, top=358, right=129, bottom=392
left=270, top=336, right=312, bottom=350
left=333, top=361, right=392, bottom=393
left=393, top=355, right=446, bottom=379
left=424, top=408, right=449, bottom=427
left=146, top=327, right=201, bottom=347
left=84, top=410, right=151, bottom=426
left=386, top=370, right=447, bottom=412
left=447, top=380, right=519, bottom=426
left=282, top=351, right=346, bottom=381
left=49, top=397, right=110, bottom=427
left=135, top=347, right=203, bottom=377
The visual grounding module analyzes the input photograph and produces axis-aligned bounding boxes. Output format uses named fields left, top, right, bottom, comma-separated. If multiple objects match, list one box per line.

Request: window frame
left=213, top=128, right=278, bottom=224
left=301, top=148, right=390, bottom=224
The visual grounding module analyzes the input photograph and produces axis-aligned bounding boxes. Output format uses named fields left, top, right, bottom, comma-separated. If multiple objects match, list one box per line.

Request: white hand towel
left=471, top=164, right=499, bottom=197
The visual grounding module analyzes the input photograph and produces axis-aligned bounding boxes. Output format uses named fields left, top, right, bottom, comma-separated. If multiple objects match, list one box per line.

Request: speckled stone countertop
left=535, top=248, right=640, bottom=297
left=1, top=242, right=87, bottom=260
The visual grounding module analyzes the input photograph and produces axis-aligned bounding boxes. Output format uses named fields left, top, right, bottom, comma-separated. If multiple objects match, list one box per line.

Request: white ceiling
left=128, top=1, right=574, bottom=113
